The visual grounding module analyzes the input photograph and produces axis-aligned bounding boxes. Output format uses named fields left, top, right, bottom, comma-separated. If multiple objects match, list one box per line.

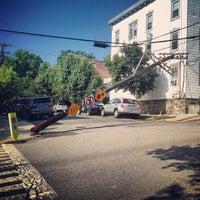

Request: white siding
left=185, top=0, right=200, bottom=98
left=109, top=0, right=200, bottom=101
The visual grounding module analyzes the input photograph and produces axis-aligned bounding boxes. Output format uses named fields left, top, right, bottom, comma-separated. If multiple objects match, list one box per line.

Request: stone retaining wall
left=140, top=98, right=199, bottom=115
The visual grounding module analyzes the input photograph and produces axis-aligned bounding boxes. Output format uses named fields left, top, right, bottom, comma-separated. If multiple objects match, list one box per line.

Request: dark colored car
left=87, top=101, right=104, bottom=115
left=13, top=97, right=28, bottom=117
left=0, top=102, right=9, bottom=114
left=23, top=96, right=54, bottom=120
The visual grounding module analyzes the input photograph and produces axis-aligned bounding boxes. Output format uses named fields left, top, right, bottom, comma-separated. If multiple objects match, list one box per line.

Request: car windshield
left=18, top=99, right=27, bottom=104
left=59, top=103, right=66, bottom=106
left=94, top=101, right=103, bottom=106
left=123, top=99, right=137, bottom=104
left=33, top=98, right=50, bottom=104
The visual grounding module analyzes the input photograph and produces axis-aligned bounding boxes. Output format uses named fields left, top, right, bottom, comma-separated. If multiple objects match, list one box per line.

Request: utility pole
left=0, top=43, right=12, bottom=67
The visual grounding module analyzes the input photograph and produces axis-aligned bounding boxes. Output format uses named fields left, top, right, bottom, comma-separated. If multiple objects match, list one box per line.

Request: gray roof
left=108, top=0, right=155, bottom=26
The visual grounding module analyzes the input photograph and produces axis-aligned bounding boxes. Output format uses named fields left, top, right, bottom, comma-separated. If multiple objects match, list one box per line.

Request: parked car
left=78, top=99, right=87, bottom=114
left=23, top=96, right=54, bottom=120
left=0, top=102, right=9, bottom=114
left=87, top=101, right=104, bottom=115
left=101, top=98, right=141, bottom=118
left=13, top=97, right=28, bottom=117
left=53, top=103, right=68, bottom=113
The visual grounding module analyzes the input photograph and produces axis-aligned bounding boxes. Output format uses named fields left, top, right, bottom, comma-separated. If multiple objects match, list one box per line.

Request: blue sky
left=0, top=0, right=138, bottom=65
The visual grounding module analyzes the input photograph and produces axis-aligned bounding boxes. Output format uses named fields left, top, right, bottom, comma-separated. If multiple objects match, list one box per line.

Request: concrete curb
left=2, top=143, right=59, bottom=200
left=164, top=114, right=200, bottom=122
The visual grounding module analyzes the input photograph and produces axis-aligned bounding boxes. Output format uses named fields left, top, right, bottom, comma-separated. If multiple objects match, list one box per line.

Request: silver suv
left=24, top=96, right=54, bottom=120
left=101, top=98, right=141, bottom=118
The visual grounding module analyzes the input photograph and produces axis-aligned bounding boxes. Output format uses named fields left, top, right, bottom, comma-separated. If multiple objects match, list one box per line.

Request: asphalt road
left=14, top=115, right=200, bottom=200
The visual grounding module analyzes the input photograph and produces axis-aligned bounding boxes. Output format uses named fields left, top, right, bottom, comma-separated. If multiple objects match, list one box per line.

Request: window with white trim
left=171, top=30, right=179, bottom=51
left=171, top=0, right=180, bottom=20
left=146, top=12, right=153, bottom=31
left=170, top=63, right=179, bottom=86
left=129, top=20, right=137, bottom=40
left=115, top=30, right=120, bottom=43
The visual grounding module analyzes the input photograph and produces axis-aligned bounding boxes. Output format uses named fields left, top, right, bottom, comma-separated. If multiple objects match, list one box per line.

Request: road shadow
left=38, top=122, right=138, bottom=139
left=144, top=144, right=200, bottom=199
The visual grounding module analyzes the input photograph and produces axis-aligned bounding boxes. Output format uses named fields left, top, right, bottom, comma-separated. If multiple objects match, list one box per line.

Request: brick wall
left=140, top=98, right=199, bottom=115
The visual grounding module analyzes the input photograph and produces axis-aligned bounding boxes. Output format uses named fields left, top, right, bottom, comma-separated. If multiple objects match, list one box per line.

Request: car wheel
left=27, top=113, right=32, bottom=121
left=114, top=109, right=120, bottom=118
left=77, top=109, right=81, bottom=115
left=101, top=108, right=105, bottom=117
left=49, top=113, right=54, bottom=118
left=132, top=114, right=140, bottom=119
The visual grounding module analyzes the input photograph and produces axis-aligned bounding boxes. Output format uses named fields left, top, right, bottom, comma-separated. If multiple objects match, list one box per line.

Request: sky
left=0, top=0, right=138, bottom=65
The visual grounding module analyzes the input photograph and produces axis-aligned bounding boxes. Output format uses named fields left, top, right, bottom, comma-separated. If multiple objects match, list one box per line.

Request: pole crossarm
left=149, top=53, right=174, bottom=75
left=159, top=53, right=188, bottom=59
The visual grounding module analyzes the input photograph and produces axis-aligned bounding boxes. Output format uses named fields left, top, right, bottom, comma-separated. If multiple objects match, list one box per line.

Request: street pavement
left=0, top=113, right=200, bottom=199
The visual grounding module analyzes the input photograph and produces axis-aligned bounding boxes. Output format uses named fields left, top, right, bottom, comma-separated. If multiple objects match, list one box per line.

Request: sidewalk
left=0, top=115, right=35, bottom=144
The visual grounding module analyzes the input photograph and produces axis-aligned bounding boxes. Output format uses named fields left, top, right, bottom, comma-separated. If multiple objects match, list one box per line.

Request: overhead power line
left=151, top=34, right=200, bottom=44
left=0, top=29, right=114, bottom=45
left=1, top=28, right=199, bottom=47
left=151, top=21, right=200, bottom=40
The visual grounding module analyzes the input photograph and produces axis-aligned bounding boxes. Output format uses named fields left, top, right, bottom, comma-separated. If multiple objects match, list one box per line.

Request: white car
left=53, top=103, right=68, bottom=113
left=101, top=98, right=141, bottom=118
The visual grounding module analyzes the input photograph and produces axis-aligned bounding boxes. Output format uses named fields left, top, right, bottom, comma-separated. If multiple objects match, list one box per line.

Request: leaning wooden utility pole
left=104, top=53, right=187, bottom=93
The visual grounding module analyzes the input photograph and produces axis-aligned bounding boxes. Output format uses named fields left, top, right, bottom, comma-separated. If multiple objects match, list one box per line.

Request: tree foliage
left=3, top=49, right=43, bottom=99
left=104, top=45, right=158, bottom=97
left=12, top=49, right=43, bottom=79
left=35, top=51, right=102, bottom=103
left=1, top=49, right=102, bottom=104
left=0, top=65, right=22, bottom=102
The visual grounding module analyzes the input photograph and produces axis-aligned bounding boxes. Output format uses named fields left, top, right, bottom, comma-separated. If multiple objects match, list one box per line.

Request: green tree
left=34, top=62, right=60, bottom=98
left=3, top=49, right=44, bottom=97
left=104, top=44, right=158, bottom=97
left=11, top=49, right=43, bottom=79
left=54, top=51, right=102, bottom=103
left=0, top=65, right=22, bottom=103
left=67, top=57, right=102, bottom=102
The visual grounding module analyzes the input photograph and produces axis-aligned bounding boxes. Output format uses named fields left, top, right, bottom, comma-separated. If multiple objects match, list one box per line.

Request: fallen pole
left=30, top=111, right=67, bottom=135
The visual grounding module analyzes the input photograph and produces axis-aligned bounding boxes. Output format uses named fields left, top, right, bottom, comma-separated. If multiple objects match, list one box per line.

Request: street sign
left=85, top=95, right=95, bottom=107
left=68, top=103, right=80, bottom=116
left=95, top=89, right=107, bottom=102
left=8, top=112, right=20, bottom=140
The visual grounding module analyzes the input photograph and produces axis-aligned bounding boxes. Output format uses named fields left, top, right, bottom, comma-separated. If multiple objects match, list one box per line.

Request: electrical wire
left=149, top=21, right=200, bottom=41
left=1, top=21, right=200, bottom=46
left=0, top=29, right=116, bottom=45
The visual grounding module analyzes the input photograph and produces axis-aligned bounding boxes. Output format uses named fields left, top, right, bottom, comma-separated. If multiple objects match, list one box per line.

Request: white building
left=108, top=0, right=200, bottom=114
